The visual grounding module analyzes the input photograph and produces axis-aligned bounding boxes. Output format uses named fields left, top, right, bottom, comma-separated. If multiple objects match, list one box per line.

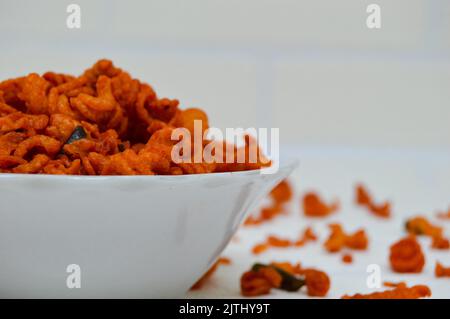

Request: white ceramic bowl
left=0, top=161, right=297, bottom=298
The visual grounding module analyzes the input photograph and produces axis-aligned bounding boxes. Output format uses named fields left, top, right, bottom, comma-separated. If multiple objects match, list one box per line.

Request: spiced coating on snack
left=0, top=60, right=270, bottom=175
left=241, top=262, right=330, bottom=297
left=190, top=257, right=231, bottom=290
left=240, top=266, right=282, bottom=297
left=389, top=236, right=425, bottom=273
left=324, top=223, right=368, bottom=253
left=435, top=262, right=450, bottom=277
left=355, top=183, right=391, bottom=218
left=341, top=254, right=353, bottom=264
left=342, top=282, right=431, bottom=299
left=405, top=216, right=449, bottom=250
left=251, top=227, right=317, bottom=255
left=244, top=179, right=293, bottom=226
left=302, top=192, right=339, bottom=217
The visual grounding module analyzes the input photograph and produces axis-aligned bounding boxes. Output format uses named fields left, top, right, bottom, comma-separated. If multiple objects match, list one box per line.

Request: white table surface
left=186, top=147, right=450, bottom=299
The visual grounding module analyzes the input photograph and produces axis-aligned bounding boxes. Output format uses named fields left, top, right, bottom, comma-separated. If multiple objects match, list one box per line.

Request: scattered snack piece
left=342, top=254, right=353, bottom=264
left=267, top=235, right=291, bottom=247
left=270, top=262, right=330, bottom=297
left=382, top=281, right=404, bottom=288
left=0, top=60, right=270, bottom=175
left=244, top=179, right=293, bottom=226
left=324, top=224, right=346, bottom=252
left=324, top=223, right=368, bottom=253
left=241, top=263, right=330, bottom=297
left=190, top=257, right=231, bottom=290
left=241, top=265, right=283, bottom=297
left=435, top=262, right=450, bottom=278
left=301, top=269, right=331, bottom=297
left=406, top=216, right=449, bottom=250
left=406, top=216, right=442, bottom=237
left=345, top=229, right=369, bottom=250
left=389, top=236, right=425, bottom=273
left=240, top=271, right=274, bottom=297
left=244, top=205, right=283, bottom=226
left=251, top=227, right=318, bottom=255
left=302, top=192, right=339, bottom=217
left=294, top=227, right=318, bottom=247
left=271, top=261, right=303, bottom=275
left=251, top=243, right=270, bottom=255
left=257, top=263, right=305, bottom=292
left=436, top=207, right=450, bottom=219
left=269, top=180, right=293, bottom=205
left=355, top=184, right=391, bottom=218
left=431, top=235, right=450, bottom=250
left=342, top=282, right=431, bottom=299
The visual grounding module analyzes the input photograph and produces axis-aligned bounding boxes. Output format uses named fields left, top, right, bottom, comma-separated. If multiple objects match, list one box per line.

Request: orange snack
left=0, top=60, right=270, bottom=175
left=244, top=205, right=283, bottom=226
left=345, top=230, right=369, bottom=250
left=267, top=235, right=291, bottom=247
left=383, top=281, right=405, bottom=288
left=252, top=235, right=292, bottom=255
left=405, top=216, right=442, bottom=237
left=324, top=224, right=346, bottom=252
left=302, top=192, right=339, bottom=217
left=406, top=216, right=449, bottom=250
left=240, top=271, right=273, bottom=297
left=270, top=180, right=293, bottom=205
left=431, top=235, right=450, bottom=250
left=241, top=262, right=330, bottom=297
left=244, top=179, right=293, bottom=226
left=355, top=183, right=391, bottom=218
left=251, top=243, right=270, bottom=255
left=389, top=236, right=425, bottom=273
left=252, top=227, right=317, bottom=255
left=270, top=262, right=303, bottom=275
left=342, top=282, right=431, bottom=299
left=341, top=254, right=353, bottom=264
left=294, top=227, right=318, bottom=246
left=435, top=262, right=450, bottom=277
left=240, top=266, right=282, bottom=297
left=190, top=257, right=231, bottom=290
left=302, top=269, right=331, bottom=297
left=257, top=266, right=283, bottom=288
left=324, top=223, right=368, bottom=253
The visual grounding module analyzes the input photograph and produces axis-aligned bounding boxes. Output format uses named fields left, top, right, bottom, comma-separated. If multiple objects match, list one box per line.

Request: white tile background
left=0, top=0, right=449, bottom=148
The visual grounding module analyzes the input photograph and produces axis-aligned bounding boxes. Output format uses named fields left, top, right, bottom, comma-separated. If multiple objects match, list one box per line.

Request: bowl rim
left=0, top=159, right=298, bottom=181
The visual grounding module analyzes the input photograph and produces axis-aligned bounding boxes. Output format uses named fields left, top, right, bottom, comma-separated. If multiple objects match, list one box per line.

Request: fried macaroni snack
left=0, top=60, right=270, bottom=175
left=342, top=282, right=431, bottom=299
left=389, top=236, right=425, bottom=273
left=240, top=262, right=330, bottom=297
